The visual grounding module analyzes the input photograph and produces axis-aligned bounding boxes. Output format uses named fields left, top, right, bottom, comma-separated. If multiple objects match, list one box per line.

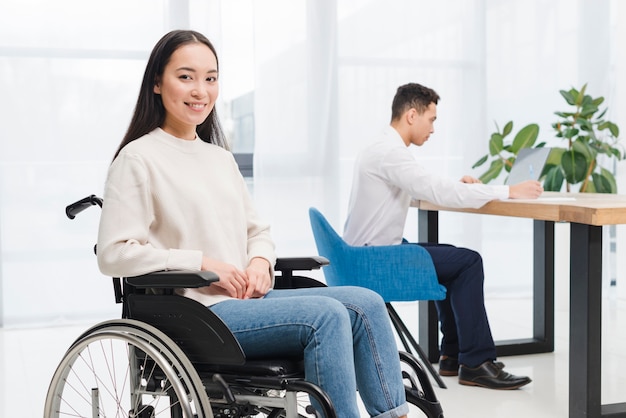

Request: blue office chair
left=309, top=207, right=448, bottom=388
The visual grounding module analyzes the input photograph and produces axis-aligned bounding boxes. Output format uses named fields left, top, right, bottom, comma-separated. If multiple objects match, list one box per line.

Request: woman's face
left=154, top=42, right=219, bottom=139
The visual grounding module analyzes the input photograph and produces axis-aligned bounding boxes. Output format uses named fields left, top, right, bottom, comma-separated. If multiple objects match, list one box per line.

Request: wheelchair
left=44, top=195, right=444, bottom=418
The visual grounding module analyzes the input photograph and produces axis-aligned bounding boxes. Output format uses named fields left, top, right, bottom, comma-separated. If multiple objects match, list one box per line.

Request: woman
left=97, top=29, right=409, bottom=418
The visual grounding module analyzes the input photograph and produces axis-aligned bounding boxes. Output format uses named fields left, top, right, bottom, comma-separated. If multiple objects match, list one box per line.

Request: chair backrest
left=308, top=207, right=446, bottom=302
left=308, top=207, right=350, bottom=286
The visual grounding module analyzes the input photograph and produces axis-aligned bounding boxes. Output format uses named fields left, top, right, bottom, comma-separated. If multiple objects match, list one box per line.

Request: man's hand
left=244, top=257, right=272, bottom=299
left=460, top=175, right=482, bottom=184
left=509, top=180, right=544, bottom=199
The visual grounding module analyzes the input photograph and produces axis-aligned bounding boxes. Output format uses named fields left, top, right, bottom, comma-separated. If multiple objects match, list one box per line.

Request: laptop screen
left=506, top=147, right=551, bottom=185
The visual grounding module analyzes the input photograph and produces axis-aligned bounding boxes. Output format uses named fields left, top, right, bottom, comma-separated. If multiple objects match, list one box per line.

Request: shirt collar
left=384, top=125, right=408, bottom=147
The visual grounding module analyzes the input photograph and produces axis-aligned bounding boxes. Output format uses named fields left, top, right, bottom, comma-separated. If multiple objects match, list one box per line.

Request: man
left=343, top=82, right=543, bottom=390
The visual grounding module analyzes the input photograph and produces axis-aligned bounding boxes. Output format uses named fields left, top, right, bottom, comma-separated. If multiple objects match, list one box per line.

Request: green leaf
left=592, top=96, right=604, bottom=107
left=610, top=147, right=623, bottom=160
left=502, top=121, right=513, bottom=137
left=563, top=127, right=579, bottom=139
left=572, top=140, right=595, bottom=162
left=511, top=124, right=539, bottom=152
left=489, top=133, right=504, bottom=155
left=574, top=89, right=584, bottom=107
left=560, top=89, right=576, bottom=106
left=579, top=105, right=598, bottom=118
left=608, top=122, right=620, bottom=137
left=561, top=150, right=588, bottom=184
left=504, top=156, right=515, bottom=173
left=578, top=84, right=588, bottom=101
left=585, top=181, right=597, bottom=193
left=472, top=154, right=489, bottom=169
left=543, top=166, right=565, bottom=192
left=581, top=95, right=594, bottom=109
left=545, top=147, right=565, bottom=166
left=599, top=168, right=617, bottom=193
left=591, top=171, right=615, bottom=193
left=597, top=121, right=610, bottom=131
left=479, top=159, right=504, bottom=184
left=578, top=119, right=593, bottom=131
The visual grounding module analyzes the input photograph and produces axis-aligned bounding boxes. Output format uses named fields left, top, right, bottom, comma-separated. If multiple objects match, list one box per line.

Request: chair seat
left=196, top=358, right=305, bottom=377
left=308, top=207, right=446, bottom=301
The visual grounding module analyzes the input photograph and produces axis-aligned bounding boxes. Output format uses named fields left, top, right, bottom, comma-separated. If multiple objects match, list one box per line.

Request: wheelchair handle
left=66, top=194, right=103, bottom=219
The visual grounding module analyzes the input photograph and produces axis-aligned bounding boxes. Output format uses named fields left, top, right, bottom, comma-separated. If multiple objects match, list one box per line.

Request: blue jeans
left=210, top=286, right=409, bottom=418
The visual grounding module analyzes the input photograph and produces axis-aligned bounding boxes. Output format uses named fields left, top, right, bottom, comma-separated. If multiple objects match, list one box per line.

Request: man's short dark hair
left=391, top=83, right=440, bottom=122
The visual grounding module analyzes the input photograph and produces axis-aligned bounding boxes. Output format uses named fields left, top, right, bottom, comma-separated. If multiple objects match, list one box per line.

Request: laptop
left=506, top=147, right=551, bottom=185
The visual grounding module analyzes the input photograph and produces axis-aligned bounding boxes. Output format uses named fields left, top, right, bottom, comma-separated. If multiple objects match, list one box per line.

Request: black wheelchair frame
left=44, top=195, right=444, bottom=418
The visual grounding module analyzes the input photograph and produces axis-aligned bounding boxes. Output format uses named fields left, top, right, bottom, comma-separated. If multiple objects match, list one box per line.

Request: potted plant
left=473, top=84, right=623, bottom=192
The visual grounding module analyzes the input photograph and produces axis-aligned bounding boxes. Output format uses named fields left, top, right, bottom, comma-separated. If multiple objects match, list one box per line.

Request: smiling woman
left=111, top=31, right=228, bottom=161
left=154, top=43, right=220, bottom=140
left=94, top=28, right=415, bottom=418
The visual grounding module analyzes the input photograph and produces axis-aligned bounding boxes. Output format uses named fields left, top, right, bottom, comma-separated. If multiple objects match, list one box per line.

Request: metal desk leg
left=418, top=210, right=441, bottom=363
left=569, top=223, right=603, bottom=418
left=533, top=220, right=555, bottom=350
left=569, top=222, right=626, bottom=418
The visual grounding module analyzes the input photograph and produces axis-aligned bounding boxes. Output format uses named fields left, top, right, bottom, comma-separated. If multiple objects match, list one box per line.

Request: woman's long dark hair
left=113, top=30, right=228, bottom=160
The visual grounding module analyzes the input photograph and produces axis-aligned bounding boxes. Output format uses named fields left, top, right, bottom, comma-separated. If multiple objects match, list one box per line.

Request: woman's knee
left=308, top=295, right=352, bottom=325
left=331, top=285, right=384, bottom=303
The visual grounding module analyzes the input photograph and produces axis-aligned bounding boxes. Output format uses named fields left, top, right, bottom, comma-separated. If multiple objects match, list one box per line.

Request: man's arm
left=508, top=180, right=544, bottom=199
left=459, top=176, right=543, bottom=199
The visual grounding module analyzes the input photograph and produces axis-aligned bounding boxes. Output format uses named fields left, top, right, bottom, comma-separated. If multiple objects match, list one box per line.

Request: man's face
left=409, top=102, right=437, bottom=146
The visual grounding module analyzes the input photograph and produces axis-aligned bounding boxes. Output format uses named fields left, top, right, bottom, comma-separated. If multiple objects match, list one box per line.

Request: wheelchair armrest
left=274, top=256, right=329, bottom=288
left=275, top=256, right=329, bottom=273
left=125, top=270, right=219, bottom=289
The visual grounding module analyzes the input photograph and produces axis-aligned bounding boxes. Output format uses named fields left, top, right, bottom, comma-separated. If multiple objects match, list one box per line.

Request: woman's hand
left=244, top=257, right=272, bottom=299
left=201, top=257, right=248, bottom=299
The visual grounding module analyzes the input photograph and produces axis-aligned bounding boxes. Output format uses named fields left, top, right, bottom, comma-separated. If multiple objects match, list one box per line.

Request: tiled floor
left=2, top=289, right=625, bottom=417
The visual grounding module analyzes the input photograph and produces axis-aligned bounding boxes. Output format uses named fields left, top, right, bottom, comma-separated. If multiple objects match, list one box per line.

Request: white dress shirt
left=343, top=126, right=509, bottom=246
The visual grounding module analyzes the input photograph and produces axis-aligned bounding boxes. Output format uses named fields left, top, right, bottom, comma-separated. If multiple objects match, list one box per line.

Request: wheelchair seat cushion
left=196, top=358, right=305, bottom=377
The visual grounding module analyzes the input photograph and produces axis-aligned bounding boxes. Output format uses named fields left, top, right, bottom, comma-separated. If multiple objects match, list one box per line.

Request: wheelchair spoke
left=45, top=322, right=212, bottom=418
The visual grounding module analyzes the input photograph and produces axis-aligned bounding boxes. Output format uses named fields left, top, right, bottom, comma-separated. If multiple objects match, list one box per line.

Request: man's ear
left=406, top=108, right=416, bottom=125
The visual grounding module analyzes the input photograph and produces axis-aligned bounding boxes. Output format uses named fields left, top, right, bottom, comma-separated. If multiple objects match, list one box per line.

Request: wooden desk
left=415, top=192, right=626, bottom=418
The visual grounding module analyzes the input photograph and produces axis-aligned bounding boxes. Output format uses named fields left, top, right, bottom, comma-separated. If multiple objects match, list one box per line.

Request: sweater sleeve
left=96, top=152, right=203, bottom=277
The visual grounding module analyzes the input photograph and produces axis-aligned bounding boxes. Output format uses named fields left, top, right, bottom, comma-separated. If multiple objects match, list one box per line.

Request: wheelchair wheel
left=400, top=351, right=444, bottom=418
left=45, top=319, right=212, bottom=418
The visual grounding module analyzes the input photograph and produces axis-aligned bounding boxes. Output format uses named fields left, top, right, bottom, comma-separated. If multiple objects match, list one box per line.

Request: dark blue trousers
left=406, top=241, right=497, bottom=368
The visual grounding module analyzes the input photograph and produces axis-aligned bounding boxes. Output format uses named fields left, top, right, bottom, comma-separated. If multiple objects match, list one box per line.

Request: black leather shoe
left=439, top=356, right=505, bottom=377
left=459, top=361, right=530, bottom=389
left=439, top=356, right=459, bottom=376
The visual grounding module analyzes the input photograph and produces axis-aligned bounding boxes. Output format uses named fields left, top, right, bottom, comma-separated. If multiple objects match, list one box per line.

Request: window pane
left=0, top=0, right=165, bottom=51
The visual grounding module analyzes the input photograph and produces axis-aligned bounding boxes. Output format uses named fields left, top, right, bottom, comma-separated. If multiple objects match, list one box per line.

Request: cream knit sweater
left=97, top=128, right=276, bottom=306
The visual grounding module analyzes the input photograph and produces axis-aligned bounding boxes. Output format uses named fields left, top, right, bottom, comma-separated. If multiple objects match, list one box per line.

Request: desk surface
left=415, top=191, right=626, bottom=226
